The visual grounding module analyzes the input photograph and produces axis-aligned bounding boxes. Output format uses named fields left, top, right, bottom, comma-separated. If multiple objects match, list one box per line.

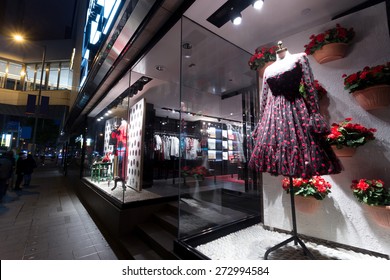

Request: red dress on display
left=111, top=121, right=128, bottom=179
left=249, top=52, right=342, bottom=178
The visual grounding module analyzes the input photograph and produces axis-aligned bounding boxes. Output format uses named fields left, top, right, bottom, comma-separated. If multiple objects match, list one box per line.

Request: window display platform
left=193, top=225, right=389, bottom=260
left=82, top=175, right=249, bottom=206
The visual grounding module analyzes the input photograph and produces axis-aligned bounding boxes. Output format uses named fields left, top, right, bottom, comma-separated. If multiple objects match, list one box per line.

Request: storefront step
left=136, top=223, right=179, bottom=260
left=153, top=210, right=178, bottom=235
left=119, top=234, right=162, bottom=260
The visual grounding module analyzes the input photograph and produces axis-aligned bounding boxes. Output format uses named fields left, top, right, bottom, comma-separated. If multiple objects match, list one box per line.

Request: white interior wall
left=262, top=3, right=390, bottom=255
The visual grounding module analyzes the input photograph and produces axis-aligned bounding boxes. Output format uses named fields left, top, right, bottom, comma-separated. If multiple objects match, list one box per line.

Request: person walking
left=23, top=154, right=37, bottom=187
left=14, top=152, right=27, bottom=191
left=0, top=151, right=13, bottom=203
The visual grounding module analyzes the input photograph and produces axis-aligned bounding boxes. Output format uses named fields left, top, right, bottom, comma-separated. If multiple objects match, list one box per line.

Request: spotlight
left=182, top=42, right=192, bottom=58
left=253, top=0, right=264, bottom=10
left=136, top=82, right=144, bottom=91
left=230, top=9, right=242, bottom=25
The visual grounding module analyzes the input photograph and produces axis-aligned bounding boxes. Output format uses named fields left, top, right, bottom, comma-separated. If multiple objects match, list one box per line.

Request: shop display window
left=80, top=17, right=261, bottom=251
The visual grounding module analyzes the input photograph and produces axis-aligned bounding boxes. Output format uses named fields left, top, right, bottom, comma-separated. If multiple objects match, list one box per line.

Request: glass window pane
left=0, top=60, right=7, bottom=88
left=48, top=62, right=60, bottom=90
left=59, top=62, right=73, bottom=90
left=6, top=62, right=22, bottom=90
left=36, top=63, right=47, bottom=90
left=25, top=64, right=36, bottom=91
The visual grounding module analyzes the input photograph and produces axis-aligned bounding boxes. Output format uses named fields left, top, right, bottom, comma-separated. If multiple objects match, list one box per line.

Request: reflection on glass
left=178, top=17, right=261, bottom=241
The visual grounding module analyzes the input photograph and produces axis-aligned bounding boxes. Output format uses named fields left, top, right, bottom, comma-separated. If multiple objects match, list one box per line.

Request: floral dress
left=249, top=52, right=342, bottom=178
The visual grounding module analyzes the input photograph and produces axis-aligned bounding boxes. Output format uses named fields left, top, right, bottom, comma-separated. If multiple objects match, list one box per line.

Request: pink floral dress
left=249, top=52, right=342, bottom=178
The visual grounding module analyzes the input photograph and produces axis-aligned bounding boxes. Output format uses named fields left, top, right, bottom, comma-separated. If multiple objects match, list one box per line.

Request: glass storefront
left=82, top=17, right=262, bottom=231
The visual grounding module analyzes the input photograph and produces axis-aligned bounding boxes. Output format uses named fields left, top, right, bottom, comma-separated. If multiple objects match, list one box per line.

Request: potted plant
left=326, top=118, right=376, bottom=156
left=191, top=166, right=209, bottom=181
left=181, top=165, right=209, bottom=183
left=342, top=62, right=390, bottom=110
left=351, top=179, right=390, bottom=227
left=248, top=45, right=278, bottom=78
left=181, top=166, right=192, bottom=177
left=304, top=24, right=355, bottom=64
left=282, top=176, right=332, bottom=213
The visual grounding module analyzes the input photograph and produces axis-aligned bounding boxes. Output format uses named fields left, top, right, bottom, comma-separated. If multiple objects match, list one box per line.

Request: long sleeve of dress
left=299, top=53, right=329, bottom=134
left=299, top=53, right=319, bottom=114
left=259, top=77, right=270, bottom=121
left=252, top=74, right=271, bottom=139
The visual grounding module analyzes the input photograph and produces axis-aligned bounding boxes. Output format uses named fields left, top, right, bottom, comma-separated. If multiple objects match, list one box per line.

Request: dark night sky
left=0, top=0, right=78, bottom=41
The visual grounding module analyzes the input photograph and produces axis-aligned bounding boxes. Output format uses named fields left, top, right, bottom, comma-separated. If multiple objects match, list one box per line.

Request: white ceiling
left=184, top=0, right=368, bottom=53
left=91, top=0, right=371, bottom=121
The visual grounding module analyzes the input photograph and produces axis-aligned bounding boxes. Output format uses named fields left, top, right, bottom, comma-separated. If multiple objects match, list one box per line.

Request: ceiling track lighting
left=253, top=0, right=264, bottom=10
left=230, top=9, right=242, bottom=25
left=207, top=0, right=265, bottom=28
left=96, top=75, right=153, bottom=120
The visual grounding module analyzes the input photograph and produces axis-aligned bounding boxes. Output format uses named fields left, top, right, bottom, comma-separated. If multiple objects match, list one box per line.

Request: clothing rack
left=154, top=131, right=179, bottom=137
left=264, top=176, right=315, bottom=260
left=154, top=131, right=199, bottom=139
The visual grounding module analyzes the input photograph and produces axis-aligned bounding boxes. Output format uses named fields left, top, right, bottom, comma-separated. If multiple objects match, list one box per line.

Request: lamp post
left=14, top=34, right=46, bottom=154
left=31, top=45, right=46, bottom=154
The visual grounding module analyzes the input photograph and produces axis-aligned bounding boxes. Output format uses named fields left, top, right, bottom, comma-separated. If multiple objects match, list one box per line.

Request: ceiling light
left=155, top=65, right=165, bottom=71
left=230, top=9, right=242, bottom=25
left=253, top=0, right=264, bottom=10
left=182, top=42, right=192, bottom=58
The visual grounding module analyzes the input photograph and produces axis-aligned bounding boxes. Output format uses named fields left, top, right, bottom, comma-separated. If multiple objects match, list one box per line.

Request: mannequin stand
left=111, top=176, right=125, bottom=191
left=264, top=176, right=315, bottom=260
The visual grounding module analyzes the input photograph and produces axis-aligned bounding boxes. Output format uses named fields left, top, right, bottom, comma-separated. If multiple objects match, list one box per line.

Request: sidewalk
left=0, top=159, right=118, bottom=260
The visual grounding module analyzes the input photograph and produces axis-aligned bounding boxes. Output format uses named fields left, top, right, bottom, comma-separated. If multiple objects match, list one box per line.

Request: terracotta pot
left=363, top=204, right=390, bottom=228
left=352, top=84, right=390, bottom=110
left=331, top=146, right=356, bottom=157
left=258, top=61, right=274, bottom=79
left=312, top=43, right=348, bottom=64
left=294, top=196, right=320, bottom=214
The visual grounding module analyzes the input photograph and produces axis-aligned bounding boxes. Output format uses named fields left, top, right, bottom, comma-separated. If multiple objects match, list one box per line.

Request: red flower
left=327, top=118, right=376, bottom=148
left=343, top=62, right=390, bottom=93
left=346, top=73, right=359, bottom=84
left=316, top=33, right=325, bottom=42
left=356, top=180, right=370, bottom=191
left=248, top=45, right=278, bottom=71
left=282, top=176, right=332, bottom=200
left=359, top=71, right=368, bottom=80
left=351, top=179, right=390, bottom=206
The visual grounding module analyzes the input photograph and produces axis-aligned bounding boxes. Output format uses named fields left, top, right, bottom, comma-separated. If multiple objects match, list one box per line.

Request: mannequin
left=110, top=119, right=128, bottom=190
left=249, top=41, right=342, bottom=178
left=249, top=41, right=342, bottom=259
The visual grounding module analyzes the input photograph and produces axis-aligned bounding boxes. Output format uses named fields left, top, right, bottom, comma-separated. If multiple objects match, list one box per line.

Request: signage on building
left=80, top=0, right=122, bottom=87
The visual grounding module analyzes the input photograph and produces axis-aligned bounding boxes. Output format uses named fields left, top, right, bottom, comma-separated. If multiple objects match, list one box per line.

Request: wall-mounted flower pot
left=363, top=204, right=390, bottom=228
left=258, top=61, right=274, bottom=79
left=294, top=196, right=320, bottom=213
left=352, top=84, right=390, bottom=110
left=331, top=146, right=356, bottom=157
left=312, top=43, right=348, bottom=64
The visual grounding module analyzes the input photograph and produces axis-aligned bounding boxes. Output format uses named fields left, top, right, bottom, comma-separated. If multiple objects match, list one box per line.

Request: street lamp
left=13, top=34, right=46, bottom=154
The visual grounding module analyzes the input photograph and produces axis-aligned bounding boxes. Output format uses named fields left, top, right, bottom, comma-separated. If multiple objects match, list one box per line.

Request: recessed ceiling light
left=301, top=8, right=311, bottom=16
left=155, top=65, right=165, bottom=71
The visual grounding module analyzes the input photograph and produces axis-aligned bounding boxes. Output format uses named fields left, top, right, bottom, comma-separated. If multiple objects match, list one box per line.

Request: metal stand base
left=264, top=176, right=315, bottom=260
left=111, top=176, right=125, bottom=191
